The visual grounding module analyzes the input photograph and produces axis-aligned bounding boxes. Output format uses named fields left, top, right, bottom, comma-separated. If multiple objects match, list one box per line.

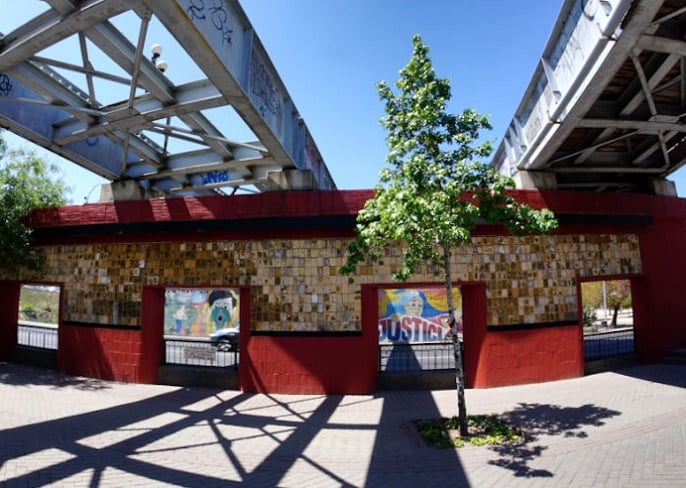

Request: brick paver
left=0, top=362, right=684, bottom=487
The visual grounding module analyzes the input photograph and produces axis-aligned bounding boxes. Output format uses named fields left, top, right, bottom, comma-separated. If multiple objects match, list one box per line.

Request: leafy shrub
left=417, top=414, right=525, bottom=449
left=582, top=305, right=597, bottom=328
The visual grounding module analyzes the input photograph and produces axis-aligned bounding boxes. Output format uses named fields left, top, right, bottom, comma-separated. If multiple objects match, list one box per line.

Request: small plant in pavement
left=417, top=414, right=526, bottom=449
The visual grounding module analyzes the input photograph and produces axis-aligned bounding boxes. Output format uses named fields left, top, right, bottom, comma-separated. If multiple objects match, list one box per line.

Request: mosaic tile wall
left=16, top=233, right=641, bottom=330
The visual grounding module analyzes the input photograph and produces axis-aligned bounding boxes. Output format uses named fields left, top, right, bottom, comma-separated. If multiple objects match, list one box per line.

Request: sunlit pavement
left=0, top=362, right=684, bottom=487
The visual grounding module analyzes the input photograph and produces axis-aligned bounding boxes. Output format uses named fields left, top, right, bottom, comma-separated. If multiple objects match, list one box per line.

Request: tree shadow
left=0, top=362, right=112, bottom=391
left=487, top=402, right=622, bottom=478
left=384, top=343, right=422, bottom=372
left=366, top=389, right=470, bottom=486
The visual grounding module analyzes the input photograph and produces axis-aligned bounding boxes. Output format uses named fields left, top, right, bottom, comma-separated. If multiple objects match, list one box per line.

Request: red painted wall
left=514, top=190, right=686, bottom=371
left=55, top=286, right=162, bottom=384
left=0, top=282, right=19, bottom=361
left=472, top=326, right=583, bottom=388
left=241, top=284, right=377, bottom=394
left=241, top=335, right=377, bottom=394
left=20, top=189, right=686, bottom=392
left=29, top=190, right=373, bottom=231
left=461, top=284, right=487, bottom=388
left=139, top=287, right=165, bottom=383
left=58, top=324, right=144, bottom=382
left=637, top=216, right=686, bottom=360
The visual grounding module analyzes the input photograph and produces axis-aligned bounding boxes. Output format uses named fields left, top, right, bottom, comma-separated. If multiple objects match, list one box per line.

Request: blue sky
left=2, top=1, right=685, bottom=203
left=245, top=0, right=562, bottom=190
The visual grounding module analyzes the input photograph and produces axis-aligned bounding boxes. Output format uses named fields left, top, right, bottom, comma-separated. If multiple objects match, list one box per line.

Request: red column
left=0, top=281, right=19, bottom=360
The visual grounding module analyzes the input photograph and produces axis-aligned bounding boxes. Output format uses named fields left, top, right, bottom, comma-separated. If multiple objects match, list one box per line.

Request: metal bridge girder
left=492, top=0, right=686, bottom=195
left=0, top=0, right=335, bottom=198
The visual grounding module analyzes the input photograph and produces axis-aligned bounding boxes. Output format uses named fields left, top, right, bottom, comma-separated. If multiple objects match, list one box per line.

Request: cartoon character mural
left=208, top=289, right=239, bottom=330
left=378, top=287, right=462, bottom=343
left=164, top=288, right=240, bottom=337
left=173, top=305, right=187, bottom=334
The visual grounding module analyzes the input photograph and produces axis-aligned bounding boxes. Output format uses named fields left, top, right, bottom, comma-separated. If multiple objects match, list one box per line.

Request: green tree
left=0, top=133, right=69, bottom=273
left=340, top=36, right=557, bottom=435
left=581, top=280, right=632, bottom=327
left=581, top=281, right=603, bottom=310
left=606, top=280, right=631, bottom=327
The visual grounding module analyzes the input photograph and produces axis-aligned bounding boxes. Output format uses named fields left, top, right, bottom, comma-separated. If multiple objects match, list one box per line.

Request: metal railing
left=16, top=323, right=633, bottom=370
left=379, top=342, right=461, bottom=372
left=164, top=337, right=238, bottom=368
left=380, top=329, right=636, bottom=373
left=584, top=328, right=634, bottom=360
left=17, top=323, right=58, bottom=350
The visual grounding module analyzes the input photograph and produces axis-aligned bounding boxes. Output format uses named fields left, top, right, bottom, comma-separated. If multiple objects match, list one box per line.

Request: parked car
left=210, top=327, right=239, bottom=352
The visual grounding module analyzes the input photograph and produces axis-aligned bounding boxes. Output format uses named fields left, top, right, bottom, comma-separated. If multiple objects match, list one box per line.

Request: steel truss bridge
left=2, top=1, right=686, bottom=199
left=0, top=0, right=335, bottom=199
left=493, top=0, right=686, bottom=195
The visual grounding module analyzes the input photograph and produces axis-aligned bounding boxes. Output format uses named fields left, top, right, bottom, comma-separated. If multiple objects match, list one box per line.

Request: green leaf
left=0, top=131, right=71, bottom=274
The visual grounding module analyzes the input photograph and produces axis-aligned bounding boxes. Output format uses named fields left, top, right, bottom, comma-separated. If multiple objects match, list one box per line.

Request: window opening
left=163, top=287, right=240, bottom=368
left=581, top=279, right=634, bottom=361
left=17, top=284, right=59, bottom=350
left=378, top=287, right=462, bottom=372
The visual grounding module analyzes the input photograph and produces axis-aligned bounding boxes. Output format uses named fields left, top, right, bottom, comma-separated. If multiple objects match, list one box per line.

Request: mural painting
left=164, top=288, right=240, bottom=337
left=377, top=287, right=462, bottom=343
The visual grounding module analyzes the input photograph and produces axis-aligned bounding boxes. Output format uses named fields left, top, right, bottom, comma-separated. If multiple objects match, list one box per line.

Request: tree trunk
left=611, top=305, right=619, bottom=327
left=444, top=243, right=468, bottom=436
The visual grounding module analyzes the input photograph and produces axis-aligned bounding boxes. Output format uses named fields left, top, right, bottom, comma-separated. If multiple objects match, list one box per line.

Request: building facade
left=1, top=189, right=684, bottom=394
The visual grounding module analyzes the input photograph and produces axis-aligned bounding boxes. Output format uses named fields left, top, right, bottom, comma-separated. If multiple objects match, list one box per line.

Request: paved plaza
left=0, top=361, right=684, bottom=487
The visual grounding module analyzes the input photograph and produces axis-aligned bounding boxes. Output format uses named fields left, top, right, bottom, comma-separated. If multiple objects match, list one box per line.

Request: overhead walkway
left=492, top=0, right=686, bottom=195
left=4, top=1, right=683, bottom=199
left=0, top=0, right=335, bottom=199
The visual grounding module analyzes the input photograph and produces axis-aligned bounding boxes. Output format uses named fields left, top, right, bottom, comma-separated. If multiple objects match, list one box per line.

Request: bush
left=417, top=414, right=525, bottom=449
left=583, top=305, right=597, bottom=328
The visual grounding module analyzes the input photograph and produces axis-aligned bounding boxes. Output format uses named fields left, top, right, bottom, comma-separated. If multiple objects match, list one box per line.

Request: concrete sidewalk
left=0, top=362, right=684, bottom=487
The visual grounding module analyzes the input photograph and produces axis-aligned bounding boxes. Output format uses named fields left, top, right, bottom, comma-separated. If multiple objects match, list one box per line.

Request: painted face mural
left=208, top=291, right=237, bottom=329
left=403, top=291, right=424, bottom=316
left=164, top=288, right=240, bottom=337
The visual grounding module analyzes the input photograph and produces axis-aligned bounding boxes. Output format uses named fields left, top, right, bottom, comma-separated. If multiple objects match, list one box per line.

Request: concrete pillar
left=99, top=181, right=148, bottom=201
left=267, top=169, right=315, bottom=190
left=512, top=170, right=557, bottom=190
left=649, top=178, right=677, bottom=197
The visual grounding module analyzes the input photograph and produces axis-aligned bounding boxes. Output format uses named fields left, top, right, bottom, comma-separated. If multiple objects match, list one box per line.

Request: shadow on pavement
left=489, top=402, right=622, bottom=478
left=0, top=375, right=342, bottom=485
left=366, top=390, right=470, bottom=486
left=614, top=363, right=686, bottom=389
left=0, top=362, right=112, bottom=391
left=6, top=360, right=652, bottom=485
left=0, top=362, right=471, bottom=486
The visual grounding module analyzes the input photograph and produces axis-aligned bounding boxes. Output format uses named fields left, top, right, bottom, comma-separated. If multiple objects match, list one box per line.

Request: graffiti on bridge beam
left=186, top=0, right=234, bottom=45
left=0, top=74, right=13, bottom=96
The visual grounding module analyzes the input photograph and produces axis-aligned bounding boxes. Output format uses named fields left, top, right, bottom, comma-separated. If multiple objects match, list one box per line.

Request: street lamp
left=150, top=43, right=168, bottom=72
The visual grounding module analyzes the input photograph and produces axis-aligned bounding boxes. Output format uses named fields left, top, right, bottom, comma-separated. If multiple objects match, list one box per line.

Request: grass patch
left=416, top=414, right=526, bottom=449
left=19, top=285, right=59, bottom=324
